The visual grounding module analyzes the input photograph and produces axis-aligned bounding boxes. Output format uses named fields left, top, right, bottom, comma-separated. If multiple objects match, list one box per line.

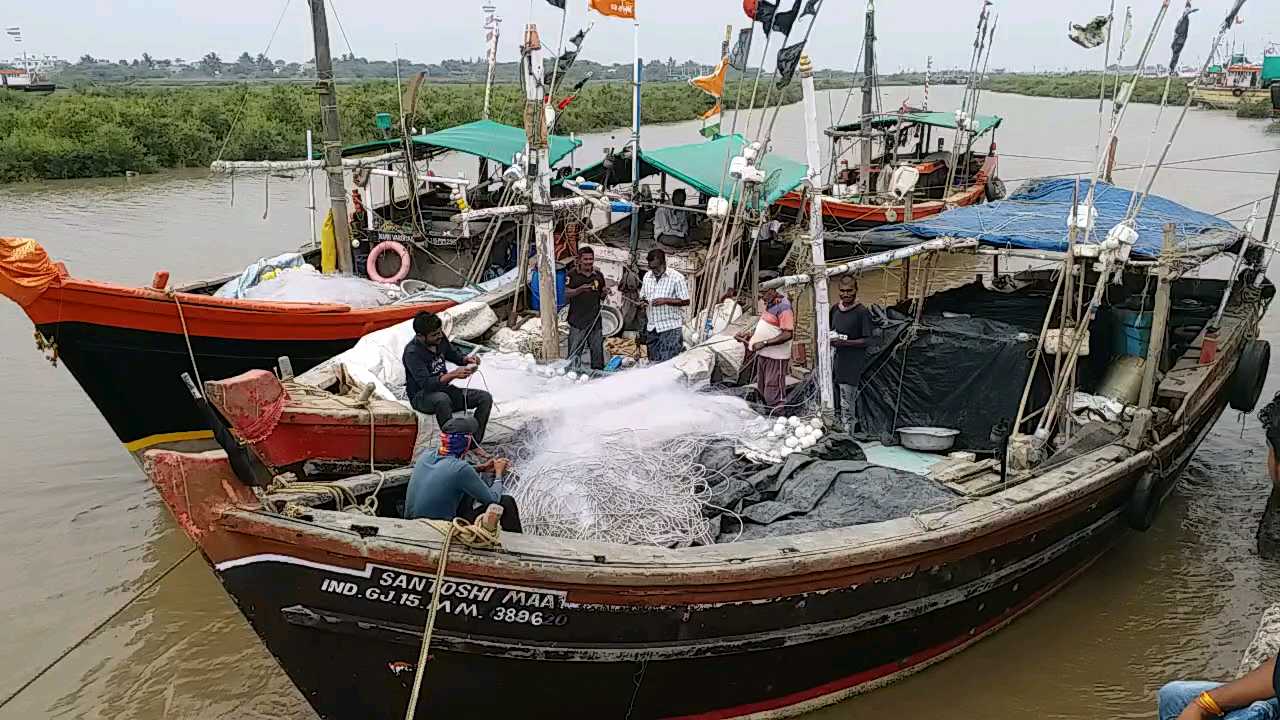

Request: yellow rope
left=166, top=289, right=203, bottom=390
left=402, top=518, right=501, bottom=718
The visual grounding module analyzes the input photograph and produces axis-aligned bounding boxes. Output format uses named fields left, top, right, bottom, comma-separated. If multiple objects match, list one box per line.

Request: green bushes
left=0, top=80, right=792, bottom=182
left=982, top=74, right=1189, bottom=105
left=1237, top=98, right=1276, bottom=119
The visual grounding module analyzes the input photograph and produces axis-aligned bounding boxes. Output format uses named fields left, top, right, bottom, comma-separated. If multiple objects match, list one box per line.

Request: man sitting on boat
left=404, top=416, right=522, bottom=532
left=403, top=311, right=493, bottom=442
left=1158, top=654, right=1278, bottom=719
left=737, top=284, right=794, bottom=412
left=654, top=189, right=694, bottom=246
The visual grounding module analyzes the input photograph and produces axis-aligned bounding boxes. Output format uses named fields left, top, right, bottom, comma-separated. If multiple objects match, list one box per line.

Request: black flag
left=729, top=27, right=753, bottom=71
left=802, top=0, right=823, bottom=16
left=775, top=40, right=805, bottom=88
left=1169, top=6, right=1197, bottom=74
left=1221, top=0, right=1245, bottom=32
left=755, top=1, right=777, bottom=34
left=771, top=0, right=802, bottom=37
left=545, top=0, right=565, bottom=8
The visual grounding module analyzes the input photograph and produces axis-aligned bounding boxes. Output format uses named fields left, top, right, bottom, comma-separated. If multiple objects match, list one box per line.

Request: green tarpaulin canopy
left=342, top=119, right=582, bottom=167
left=831, top=111, right=1003, bottom=137
left=568, top=134, right=808, bottom=207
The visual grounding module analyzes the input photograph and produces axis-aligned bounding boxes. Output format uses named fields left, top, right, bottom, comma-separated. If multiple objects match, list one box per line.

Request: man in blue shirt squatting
left=404, top=415, right=523, bottom=533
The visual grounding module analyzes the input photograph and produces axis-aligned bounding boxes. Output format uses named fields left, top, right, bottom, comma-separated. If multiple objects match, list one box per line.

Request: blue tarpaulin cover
left=868, top=178, right=1241, bottom=259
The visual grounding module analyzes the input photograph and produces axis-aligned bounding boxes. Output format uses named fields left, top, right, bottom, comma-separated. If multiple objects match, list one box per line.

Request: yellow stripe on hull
left=123, top=430, right=215, bottom=453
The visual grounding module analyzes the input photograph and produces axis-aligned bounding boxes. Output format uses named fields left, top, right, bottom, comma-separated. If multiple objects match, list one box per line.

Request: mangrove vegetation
left=0, top=80, right=823, bottom=183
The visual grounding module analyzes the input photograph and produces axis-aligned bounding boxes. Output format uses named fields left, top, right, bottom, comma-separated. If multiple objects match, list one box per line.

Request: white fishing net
left=470, top=356, right=768, bottom=547
left=242, top=266, right=399, bottom=307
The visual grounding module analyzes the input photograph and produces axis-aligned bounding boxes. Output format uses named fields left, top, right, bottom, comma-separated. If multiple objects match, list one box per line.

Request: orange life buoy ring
left=367, top=240, right=410, bottom=284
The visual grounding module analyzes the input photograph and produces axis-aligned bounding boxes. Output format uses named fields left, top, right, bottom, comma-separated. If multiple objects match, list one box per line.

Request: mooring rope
left=0, top=547, right=198, bottom=712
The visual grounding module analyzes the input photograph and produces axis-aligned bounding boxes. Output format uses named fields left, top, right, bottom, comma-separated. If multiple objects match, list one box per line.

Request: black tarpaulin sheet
left=704, top=436, right=958, bottom=542
left=854, top=313, right=1039, bottom=453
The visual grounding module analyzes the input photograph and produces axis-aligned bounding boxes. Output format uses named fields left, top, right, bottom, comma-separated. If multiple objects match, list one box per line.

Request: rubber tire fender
left=366, top=240, right=411, bottom=284
left=985, top=176, right=1007, bottom=202
left=1232, top=87, right=1244, bottom=98
left=1230, top=339, right=1271, bottom=413
left=1126, top=469, right=1160, bottom=531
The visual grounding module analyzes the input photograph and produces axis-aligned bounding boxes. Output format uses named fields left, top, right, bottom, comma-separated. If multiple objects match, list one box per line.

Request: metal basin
left=897, top=426, right=960, bottom=452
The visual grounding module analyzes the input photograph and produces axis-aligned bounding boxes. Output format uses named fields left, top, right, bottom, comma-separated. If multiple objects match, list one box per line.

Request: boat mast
left=801, top=54, right=836, bottom=425
left=859, top=0, right=876, bottom=200
left=522, top=24, right=561, bottom=360
left=482, top=5, right=501, bottom=120
left=307, top=0, right=355, bottom=275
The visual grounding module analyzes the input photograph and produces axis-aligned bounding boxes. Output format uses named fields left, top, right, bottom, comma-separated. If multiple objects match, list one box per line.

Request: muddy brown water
left=0, top=87, right=1277, bottom=719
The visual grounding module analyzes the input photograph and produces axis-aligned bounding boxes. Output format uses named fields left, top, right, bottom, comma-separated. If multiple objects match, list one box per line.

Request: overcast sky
left=6, top=0, right=1277, bottom=72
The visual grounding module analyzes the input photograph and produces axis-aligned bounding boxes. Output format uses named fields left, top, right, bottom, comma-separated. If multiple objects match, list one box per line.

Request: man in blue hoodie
left=404, top=416, right=521, bottom=532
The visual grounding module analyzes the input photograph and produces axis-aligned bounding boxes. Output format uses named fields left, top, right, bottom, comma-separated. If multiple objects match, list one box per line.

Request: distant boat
left=1, top=48, right=56, bottom=93
left=1190, top=50, right=1278, bottom=110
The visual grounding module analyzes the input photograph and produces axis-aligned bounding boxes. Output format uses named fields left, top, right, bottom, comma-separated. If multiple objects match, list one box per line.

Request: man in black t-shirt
left=829, top=276, right=874, bottom=430
left=565, top=246, right=607, bottom=370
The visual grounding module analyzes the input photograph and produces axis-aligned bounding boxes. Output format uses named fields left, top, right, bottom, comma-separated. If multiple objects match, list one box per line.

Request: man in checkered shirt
left=640, top=248, right=690, bottom=363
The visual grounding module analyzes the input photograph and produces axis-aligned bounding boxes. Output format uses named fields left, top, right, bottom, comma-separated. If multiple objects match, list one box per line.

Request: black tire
left=1126, top=469, right=1160, bottom=531
left=1233, top=87, right=1244, bottom=98
left=985, top=176, right=1007, bottom=202
left=1230, top=339, right=1271, bottom=412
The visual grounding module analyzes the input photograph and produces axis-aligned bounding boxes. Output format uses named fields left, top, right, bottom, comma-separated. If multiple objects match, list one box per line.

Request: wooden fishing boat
left=139, top=175, right=1275, bottom=718
left=775, top=1, right=1004, bottom=233
left=774, top=111, right=1002, bottom=231
left=0, top=122, right=581, bottom=463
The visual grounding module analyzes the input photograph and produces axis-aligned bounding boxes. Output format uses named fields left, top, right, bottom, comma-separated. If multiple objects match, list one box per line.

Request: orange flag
left=689, top=58, right=728, bottom=100
left=588, top=0, right=635, bottom=19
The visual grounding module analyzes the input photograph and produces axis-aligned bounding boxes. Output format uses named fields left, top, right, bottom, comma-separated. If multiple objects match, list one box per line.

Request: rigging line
left=213, top=0, right=293, bottom=163
left=1215, top=194, right=1277, bottom=218
left=327, top=0, right=358, bottom=59
left=0, top=547, right=198, bottom=712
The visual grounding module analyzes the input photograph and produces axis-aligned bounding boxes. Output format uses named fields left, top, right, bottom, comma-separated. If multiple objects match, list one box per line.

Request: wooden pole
left=627, top=21, right=643, bottom=268
left=1137, top=224, right=1175, bottom=410
left=1104, top=136, right=1119, bottom=184
left=522, top=24, right=560, bottom=360
left=801, top=55, right=836, bottom=425
left=307, top=0, right=354, bottom=275
left=858, top=2, right=875, bottom=201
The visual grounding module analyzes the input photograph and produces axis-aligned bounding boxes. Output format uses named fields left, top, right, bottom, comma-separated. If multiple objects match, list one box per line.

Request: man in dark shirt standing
left=565, top=246, right=608, bottom=370
left=403, top=311, right=493, bottom=441
left=829, top=276, right=874, bottom=431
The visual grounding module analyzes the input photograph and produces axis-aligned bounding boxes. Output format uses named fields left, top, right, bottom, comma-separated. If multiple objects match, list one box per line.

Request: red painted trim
left=22, top=277, right=454, bottom=342
left=775, top=155, right=996, bottom=224
left=665, top=551, right=1099, bottom=720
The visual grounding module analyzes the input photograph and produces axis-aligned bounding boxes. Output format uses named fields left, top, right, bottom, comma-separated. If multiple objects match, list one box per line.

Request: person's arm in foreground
left=1177, top=658, right=1276, bottom=719
left=457, top=462, right=504, bottom=507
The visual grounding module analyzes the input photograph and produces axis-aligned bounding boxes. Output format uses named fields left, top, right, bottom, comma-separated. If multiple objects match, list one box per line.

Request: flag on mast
left=588, top=0, right=635, bottom=19
left=4, top=27, right=21, bottom=43
left=690, top=58, right=728, bottom=138
left=728, top=27, right=752, bottom=71
left=545, top=0, right=566, bottom=7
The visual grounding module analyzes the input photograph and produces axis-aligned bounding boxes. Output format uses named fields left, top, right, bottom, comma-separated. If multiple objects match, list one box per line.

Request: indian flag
left=699, top=103, right=722, bottom=139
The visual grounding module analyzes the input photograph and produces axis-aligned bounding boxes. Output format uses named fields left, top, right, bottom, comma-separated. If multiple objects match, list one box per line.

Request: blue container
left=529, top=268, right=568, bottom=311
left=1111, top=307, right=1153, bottom=358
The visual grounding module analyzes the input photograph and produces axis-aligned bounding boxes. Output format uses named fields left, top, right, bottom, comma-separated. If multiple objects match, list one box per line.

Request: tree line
left=0, top=78, right=842, bottom=182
